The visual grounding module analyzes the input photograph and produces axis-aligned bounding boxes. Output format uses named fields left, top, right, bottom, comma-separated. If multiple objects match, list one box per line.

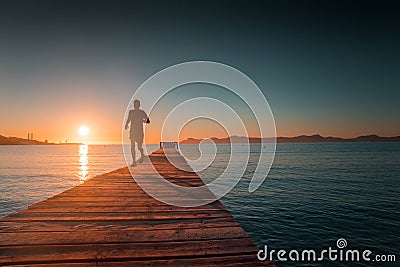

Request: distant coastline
left=0, top=135, right=80, bottom=145
left=2, top=133, right=399, bottom=145
left=180, top=134, right=400, bottom=144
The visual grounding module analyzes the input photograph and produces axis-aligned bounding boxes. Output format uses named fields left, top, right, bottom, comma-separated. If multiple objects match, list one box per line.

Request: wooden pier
left=0, top=148, right=275, bottom=266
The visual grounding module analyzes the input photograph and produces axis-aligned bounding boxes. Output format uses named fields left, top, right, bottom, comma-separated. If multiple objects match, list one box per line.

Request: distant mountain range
left=0, top=135, right=79, bottom=145
left=180, top=134, right=400, bottom=144
left=2, top=133, right=399, bottom=145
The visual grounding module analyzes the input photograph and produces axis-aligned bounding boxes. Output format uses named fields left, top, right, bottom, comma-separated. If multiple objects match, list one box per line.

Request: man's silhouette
left=125, top=100, right=150, bottom=167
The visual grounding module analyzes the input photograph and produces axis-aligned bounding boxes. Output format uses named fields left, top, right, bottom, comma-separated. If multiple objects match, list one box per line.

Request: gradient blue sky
left=1, top=0, right=399, bottom=143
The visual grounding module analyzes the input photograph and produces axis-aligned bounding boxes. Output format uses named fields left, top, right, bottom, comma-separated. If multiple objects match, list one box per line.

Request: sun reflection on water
left=78, top=144, right=89, bottom=183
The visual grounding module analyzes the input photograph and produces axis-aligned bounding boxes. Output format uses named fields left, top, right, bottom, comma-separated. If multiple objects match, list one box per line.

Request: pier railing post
left=160, top=141, right=178, bottom=150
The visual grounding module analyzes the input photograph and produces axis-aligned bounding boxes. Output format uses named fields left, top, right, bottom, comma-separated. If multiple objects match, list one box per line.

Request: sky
left=1, top=0, right=399, bottom=144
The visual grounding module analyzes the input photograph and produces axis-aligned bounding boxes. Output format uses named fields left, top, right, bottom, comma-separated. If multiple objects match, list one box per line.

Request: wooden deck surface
left=0, top=148, right=275, bottom=266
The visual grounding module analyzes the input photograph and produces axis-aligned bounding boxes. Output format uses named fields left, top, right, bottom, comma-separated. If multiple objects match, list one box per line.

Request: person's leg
left=130, top=140, right=137, bottom=166
left=137, top=139, right=144, bottom=163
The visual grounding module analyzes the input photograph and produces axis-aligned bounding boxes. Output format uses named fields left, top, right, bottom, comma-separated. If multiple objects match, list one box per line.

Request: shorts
left=130, top=134, right=144, bottom=143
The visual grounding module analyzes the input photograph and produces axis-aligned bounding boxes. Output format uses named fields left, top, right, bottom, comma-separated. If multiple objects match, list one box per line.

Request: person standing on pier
left=125, top=99, right=150, bottom=167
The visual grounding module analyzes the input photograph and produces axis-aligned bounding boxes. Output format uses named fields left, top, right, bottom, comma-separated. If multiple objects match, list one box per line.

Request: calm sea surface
left=0, top=142, right=399, bottom=266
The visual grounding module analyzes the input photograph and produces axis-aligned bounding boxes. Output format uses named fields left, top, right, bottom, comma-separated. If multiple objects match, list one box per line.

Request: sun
left=78, top=126, right=90, bottom=136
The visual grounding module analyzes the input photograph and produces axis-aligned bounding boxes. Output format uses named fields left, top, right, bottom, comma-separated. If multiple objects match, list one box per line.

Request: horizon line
left=2, top=133, right=400, bottom=145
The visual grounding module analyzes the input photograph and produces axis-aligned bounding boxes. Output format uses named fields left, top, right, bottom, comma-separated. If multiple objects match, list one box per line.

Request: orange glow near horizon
left=178, top=119, right=228, bottom=141
left=1, top=73, right=398, bottom=144
left=2, top=111, right=399, bottom=144
left=2, top=123, right=400, bottom=145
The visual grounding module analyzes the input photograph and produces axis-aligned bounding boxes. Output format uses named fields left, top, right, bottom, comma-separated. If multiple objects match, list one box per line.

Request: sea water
left=0, top=142, right=399, bottom=266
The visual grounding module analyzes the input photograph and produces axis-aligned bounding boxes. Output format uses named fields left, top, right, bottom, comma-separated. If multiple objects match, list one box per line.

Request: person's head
left=133, top=99, right=140, bottom=109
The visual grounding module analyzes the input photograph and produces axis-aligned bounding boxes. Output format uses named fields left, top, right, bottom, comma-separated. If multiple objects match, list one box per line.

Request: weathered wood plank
left=28, top=201, right=218, bottom=208
left=0, top=238, right=257, bottom=264
left=0, top=218, right=239, bottom=233
left=31, top=196, right=216, bottom=202
left=7, top=254, right=276, bottom=266
left=21, top=204, right=225, bottom=213
left=0, top=226, right=248, bottom=246
left=3, top=210, right=232, bottom=221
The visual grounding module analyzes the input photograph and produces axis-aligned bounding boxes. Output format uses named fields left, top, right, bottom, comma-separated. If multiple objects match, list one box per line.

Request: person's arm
left=125, top=111, right=131, bottom=130
left=143, top=111, right=150, bottom=124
